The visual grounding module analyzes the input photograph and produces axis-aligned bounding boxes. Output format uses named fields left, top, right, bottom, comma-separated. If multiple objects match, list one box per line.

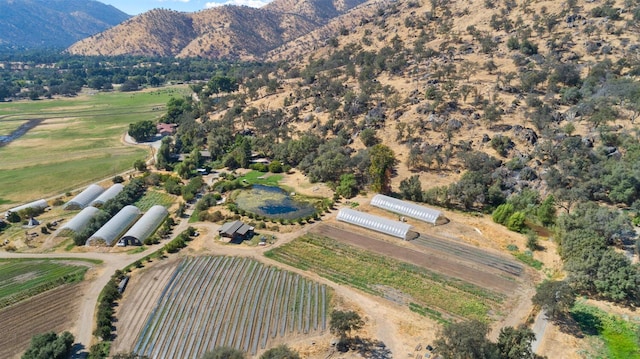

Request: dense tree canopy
left=22, top=331, right=74, bottom=359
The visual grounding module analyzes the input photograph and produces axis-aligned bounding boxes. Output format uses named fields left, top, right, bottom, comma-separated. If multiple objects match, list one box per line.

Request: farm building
left=336, top=208, right=414, bottom=240
left=370, top=194, right=443, bottom=225
left=218, top=220, right=254, bottom=242
left=91, top=183, right=124, bottom=207
left=64, top=184, right=105, bottom=210
left=4, top=199, right=48, bottom=218
left=86, top=205, right=141, bottom=246
left=58, top=206, right=100, bottom=236
left=117, top=205, right=168, bottom=246
left=157, top=123, right=177, bottom=136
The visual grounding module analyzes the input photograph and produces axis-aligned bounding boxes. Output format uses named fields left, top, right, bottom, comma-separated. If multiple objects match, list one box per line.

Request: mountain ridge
left=66, top=0, right=369, bottom=60
left=0, top=0, right=130, bottom=49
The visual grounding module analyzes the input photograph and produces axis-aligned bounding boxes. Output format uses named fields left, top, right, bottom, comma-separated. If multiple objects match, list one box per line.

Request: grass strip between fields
left=265, top=234, right=503, bottom=322
left=0, top=259, right=90, bottom=309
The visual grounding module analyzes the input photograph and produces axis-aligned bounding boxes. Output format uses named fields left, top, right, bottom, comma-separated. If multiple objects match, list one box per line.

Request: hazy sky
left=98, top=0, right=271, bottom=15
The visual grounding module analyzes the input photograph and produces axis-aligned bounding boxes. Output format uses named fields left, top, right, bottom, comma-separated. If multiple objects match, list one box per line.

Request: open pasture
left=0, top=86, right=187, bottom=207
left=0, top=258, right=89, bottom=309
left=265, top=233, right=505, bottom=322
left=129, top=256, right=328, bottom=358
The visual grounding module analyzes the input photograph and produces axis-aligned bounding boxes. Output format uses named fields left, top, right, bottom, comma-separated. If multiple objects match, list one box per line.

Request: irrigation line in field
left=133, top=259, right=186, bottom=354
left=151, top=257, right=209, bottom=358
left=205, top=258, right=252, bottom=353
left=228, top=261, right=261, bottom=352
left=261, top=270, right=282, bottom=351
left=250, top=269, right=277, bottom=355
left=321, top=285, right=327, bottom=331
left=240, top=266, right=271, bottom=353
left=313, top=282, right=319, bottom=331
left=297, top=279, right=306, bottom=334
left=271, top=271, right=288, bottom=339
left=280, top=271, right=293, bottom=337
left=187, top=256, right=235, bottom=359
left=221, top=263, right=264, bottom=349
left=167, top=257, right=221, bottom=359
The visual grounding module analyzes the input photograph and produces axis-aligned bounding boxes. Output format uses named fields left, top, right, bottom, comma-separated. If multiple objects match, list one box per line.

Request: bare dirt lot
left=311, top=224, right=522, bottom=295
left=0, top=283, right=84, bottom=359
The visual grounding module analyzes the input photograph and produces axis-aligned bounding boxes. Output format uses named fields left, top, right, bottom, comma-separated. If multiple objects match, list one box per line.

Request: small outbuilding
left=218, top=220, right=254, bottom=243
left=64, top=184, right=105, bottom=210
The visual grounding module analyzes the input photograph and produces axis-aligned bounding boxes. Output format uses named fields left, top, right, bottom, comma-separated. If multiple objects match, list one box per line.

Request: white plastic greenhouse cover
left=86, top=205, right=141, bottom=246
left=91, top=184, right=124, bottom=206
left=120, top=205, right=168, bottom=245
left=370, top=194, right=441, bottom=224
left=336, top=208, right=412, bottom=240
left=60, top=206, right=100, bottom=234
left=5, top=199, right=48, bottom=217
left=64, top=184, right=105, bottom=210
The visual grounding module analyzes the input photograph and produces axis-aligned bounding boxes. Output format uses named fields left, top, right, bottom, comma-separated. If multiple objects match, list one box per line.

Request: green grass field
left=0, top=86, right=189, bottom=207
left=0, top=258, right=90, bottom=308
left=265, top=234, right=503, bottom=322
left=238, top=171, right=283, bottom=186
left=572, top=301, right=640, bottom=359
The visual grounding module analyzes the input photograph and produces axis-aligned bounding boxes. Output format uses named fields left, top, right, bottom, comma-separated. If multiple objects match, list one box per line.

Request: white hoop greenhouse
left=86, top=205, right=141, bottom=246
left=64, top=184, right=105, bottom=210
left=336, top=208, right=412, bottom=240
left=58, top=206, right=100, bottom=236
left=91, top=183, right=124, bottom=207
left=370, top=194, right=441, bottom=224
left=118, top=205, right=168, bottom=246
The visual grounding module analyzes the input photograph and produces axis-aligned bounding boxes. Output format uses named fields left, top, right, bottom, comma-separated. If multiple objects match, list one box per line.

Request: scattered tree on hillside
left=330, top=310, right=364, bottom=341
left=200, top=347, right=245, bottom=359
left=368, top=144, right=395, bottom=194
left=260, top=345, right=300, bottom=359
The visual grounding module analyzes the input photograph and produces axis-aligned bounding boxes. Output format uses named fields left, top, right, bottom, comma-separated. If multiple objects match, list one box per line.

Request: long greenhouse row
left=133, top=256, right=328, bottom=358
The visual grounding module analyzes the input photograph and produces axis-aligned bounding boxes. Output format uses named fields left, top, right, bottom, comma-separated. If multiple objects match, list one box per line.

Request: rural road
left=531, top=310, right=548, bottom=353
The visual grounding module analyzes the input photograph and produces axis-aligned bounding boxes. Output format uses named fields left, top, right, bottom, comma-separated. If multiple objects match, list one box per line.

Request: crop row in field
left=134, top=190, right=176, bottom=211
left=265, top=234, right=503, bottom=322
left=0, top=259, right=88, bottom=309
left=133, top=256, right=329, bottom=358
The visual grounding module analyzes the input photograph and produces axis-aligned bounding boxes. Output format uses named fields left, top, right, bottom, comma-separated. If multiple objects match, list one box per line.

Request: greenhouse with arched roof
left=118, top=205, right=168, bottom=246
left=64, top=184, right=105, bottom=210
left=5, top=199, right=49, bottom=218
left=337, top=208, right=413, bottom=240
left=86, top=205, right=141, bottom=246
left=91, top=183, right=124, bottom=207
left=370, top=194, right=442, bottom=225
left=58, top=206, right=100, bottom=236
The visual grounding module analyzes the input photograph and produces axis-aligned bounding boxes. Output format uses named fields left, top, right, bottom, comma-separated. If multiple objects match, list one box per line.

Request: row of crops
left=133, top=256, right=328, bottom=358
left=0, top=259, right=88, bottom=309
left=265, top=234, right=503, bottom=322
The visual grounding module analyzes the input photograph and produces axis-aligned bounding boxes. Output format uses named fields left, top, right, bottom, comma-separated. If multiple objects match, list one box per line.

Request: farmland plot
left=131, top=256, right=328, bottom=358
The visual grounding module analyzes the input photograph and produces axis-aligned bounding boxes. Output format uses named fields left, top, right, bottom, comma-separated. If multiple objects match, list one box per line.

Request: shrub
left=492, top=203, right=515, bottom=224
left=506, top=211, right=526, bottom=232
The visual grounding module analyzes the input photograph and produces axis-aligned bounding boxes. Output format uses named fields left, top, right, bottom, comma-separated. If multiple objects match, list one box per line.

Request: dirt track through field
left=311, top=224, right=520, bottom=295
left=0, top=283, right=83, bottom=359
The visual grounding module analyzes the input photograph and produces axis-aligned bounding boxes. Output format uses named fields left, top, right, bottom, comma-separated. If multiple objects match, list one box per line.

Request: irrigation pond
left=234, top=185, right=317, bottom=220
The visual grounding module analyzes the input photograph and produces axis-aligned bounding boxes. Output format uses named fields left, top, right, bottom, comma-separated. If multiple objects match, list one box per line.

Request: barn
left=336, top=208, right=414, bottom=240
left=58, top=206, right=100, bottom=236
left=86, top=205, right=141, bottom=246
left=64, top=184, right=105, bottom=210
left=91, top=183, right=124, bottom=207
left=117, top=205, right=168, bottom=246
left=218, top=220, right=254, bottom=242
left=370, top=194, right=443, bottom=225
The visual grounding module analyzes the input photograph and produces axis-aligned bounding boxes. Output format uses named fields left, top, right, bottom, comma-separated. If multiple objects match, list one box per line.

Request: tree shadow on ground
left=555, top=310, right=601, bottom=338
left=348, top=336, right=392, bottom=359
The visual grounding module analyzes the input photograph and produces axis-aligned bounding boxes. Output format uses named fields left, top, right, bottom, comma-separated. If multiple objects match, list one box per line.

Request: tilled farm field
left=0, top=283, right=83, bottom=359
left=312, top=224, right=522, bottom=294
left=117, top=256, right=329, bottom=359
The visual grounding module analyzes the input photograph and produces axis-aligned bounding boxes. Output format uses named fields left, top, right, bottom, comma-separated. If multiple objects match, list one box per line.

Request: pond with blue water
left=234, top=184, right=317, bottom=220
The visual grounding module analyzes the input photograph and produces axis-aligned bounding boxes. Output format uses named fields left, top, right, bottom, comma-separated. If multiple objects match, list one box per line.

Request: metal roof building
left=91, top=183, right=124, bottom=207
left=86, top=205, right=141, bottom=246
left=118, top=205, right=168, bottom=246
left=337, top=208, right=412, bottom=240
left=58, top=206, right=101, bottom=236
left=5, top=199, right=48, bottom=218
left=64, top=184, right=105, bottom=210
left=371, top=194, right=442, bottom=225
